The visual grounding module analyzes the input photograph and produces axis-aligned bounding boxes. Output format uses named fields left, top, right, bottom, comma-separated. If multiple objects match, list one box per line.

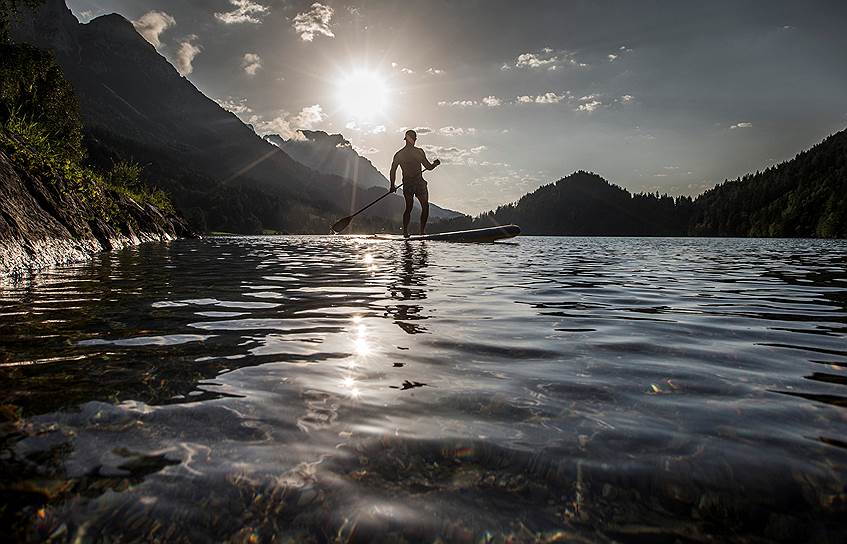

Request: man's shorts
left=403, top=177, right=428, bottom=200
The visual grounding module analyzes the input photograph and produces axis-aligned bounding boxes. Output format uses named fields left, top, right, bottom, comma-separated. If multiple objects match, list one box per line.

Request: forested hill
left=436, top=171, right=693, bottom=236
left=435, top=128, right=847, bottom=238
left=690, top=129, right=847, bottom=237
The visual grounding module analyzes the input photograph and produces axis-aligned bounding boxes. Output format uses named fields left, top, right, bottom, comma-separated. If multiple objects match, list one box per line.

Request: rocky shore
left=0, top=146, right=193, bottom=279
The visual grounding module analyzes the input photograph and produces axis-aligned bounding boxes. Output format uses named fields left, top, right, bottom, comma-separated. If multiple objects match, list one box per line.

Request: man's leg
left=402, top=192, right=414, bottom=237
left=418, top=192, right=429, bottom=235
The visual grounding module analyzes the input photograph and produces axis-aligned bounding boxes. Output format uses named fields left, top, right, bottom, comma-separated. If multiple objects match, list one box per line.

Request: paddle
left=331, top=183, right=403, bottom=234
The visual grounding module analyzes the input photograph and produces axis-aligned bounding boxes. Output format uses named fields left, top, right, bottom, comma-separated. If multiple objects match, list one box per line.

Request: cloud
left=730, top=122, right=753, bottom=129
left=347, top=121, right=386, bottom=134
left=132, top=10, right=175, bottom=49
left=174, top=35, right=201, bottom=76
left=576, top=95, right=603, bottom=112
left=293, top=3, right=335, bottom=41
left=482, top=96, right=502, bottom=107
left=250, top=104, right=327, bottom=139
left=516, top=92, right=568, bottom=104
left=242, top=53, right=262, bottom=75
left=353, top=145, right=379, bottom=155
left=215, top=96, right=252, bottom=114
left=439, top=126, right=477, bottom=136
left=399, top=126, right=433, bottom=135
left=516, top=51, right=557, bottom=69
left=215, top=0, right=269, bottom=24
left=426, top=67, right=444, bottom=75
left=422, top=144, right=486, bottom=165
left=438, top=99, right=479, bottom=107
left=293, top=104, right=326, bottom=128
left=512, top=48, right=586, bottom=70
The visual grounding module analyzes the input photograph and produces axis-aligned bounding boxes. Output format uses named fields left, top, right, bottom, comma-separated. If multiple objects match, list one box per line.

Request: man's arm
left=419, top=148, right=437, bottom=171
left=389, top=153, right=399, bottom=191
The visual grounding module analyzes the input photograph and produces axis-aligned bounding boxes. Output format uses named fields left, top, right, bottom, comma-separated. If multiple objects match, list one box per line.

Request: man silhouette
left=390, top=129, right=440, bottom=237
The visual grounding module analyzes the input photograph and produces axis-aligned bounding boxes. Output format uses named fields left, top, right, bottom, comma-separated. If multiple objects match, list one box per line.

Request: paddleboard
left=370, top=224, right=520, bottom=243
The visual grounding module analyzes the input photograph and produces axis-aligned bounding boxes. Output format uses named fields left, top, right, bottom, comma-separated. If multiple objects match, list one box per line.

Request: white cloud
left=250, top=104, right=327, bottom=139
left=293, top=3, right=335, bottom=41
left=730, top=122, right=753, bottom=129
left=293, top=104, right=326, bottom=128
left=353, top=145, right=379, bottom=155
left=174, top=35, right=201, bottom=76
left=397, top=126, right=433, bottom=136
left=578, top=100, right=602, bottom=112
left=347, top=121, right=386, bottom=135
left=132, top=10, right=175, bottom=49
left=482, top=95, right=502, bottom=107
left=215, top=0, right=268, bottom=24
left=438, top=99, right=479, bottom=107
left=512, top=48, right=584, bottom=70
left=426, top=67, right=444, bottom=75
left=241, top=53, right=262, bottom=76
left=577, top=95, right=603, bottom=112
left=215, top=96, right=252, bottom=115
left=439, top=126, right=477, bottom=136
left=422, top=144, right=487, bottom=165
left=516, top=92, right=568, bottom=104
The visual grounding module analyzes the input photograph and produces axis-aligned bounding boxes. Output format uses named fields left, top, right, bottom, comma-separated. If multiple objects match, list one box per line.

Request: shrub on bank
left=0, top=43, right=176, bottom=227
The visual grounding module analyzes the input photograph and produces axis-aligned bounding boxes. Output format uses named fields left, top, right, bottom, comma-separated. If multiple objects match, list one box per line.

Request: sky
left=66, top=0, right=847, bottom=214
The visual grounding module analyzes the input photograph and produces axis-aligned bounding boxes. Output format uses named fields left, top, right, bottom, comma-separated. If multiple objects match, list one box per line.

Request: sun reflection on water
left=341, top=314, right=371, bottom=399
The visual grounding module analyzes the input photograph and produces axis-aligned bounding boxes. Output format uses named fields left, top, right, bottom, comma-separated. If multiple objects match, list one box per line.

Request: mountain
left=9, top=0, right=406, bottom=234
left=689, top=128, right=847, bottom=237
left=434, top=171, right=692, bottom=236
left=434, top=128, right=846, bottom=238
left=265, top=131, right=387, bottom=191
left=266, top=131, right=462, bottom=221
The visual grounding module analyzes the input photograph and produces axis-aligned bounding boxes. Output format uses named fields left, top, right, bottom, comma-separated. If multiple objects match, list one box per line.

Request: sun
left=337, top=69, right=389, bottom=120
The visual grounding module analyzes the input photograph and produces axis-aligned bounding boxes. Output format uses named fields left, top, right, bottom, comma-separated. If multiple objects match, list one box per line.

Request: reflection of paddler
left=389, top=242, right=429, bottom=334
left=389, top=129, right=441, bottom=238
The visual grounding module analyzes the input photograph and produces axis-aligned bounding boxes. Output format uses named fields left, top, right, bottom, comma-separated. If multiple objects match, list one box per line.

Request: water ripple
left=1, top=236, right=846, bottom=541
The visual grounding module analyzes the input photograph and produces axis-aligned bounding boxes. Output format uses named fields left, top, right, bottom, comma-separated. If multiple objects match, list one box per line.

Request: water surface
left=1, top=236, right=846, bottom=542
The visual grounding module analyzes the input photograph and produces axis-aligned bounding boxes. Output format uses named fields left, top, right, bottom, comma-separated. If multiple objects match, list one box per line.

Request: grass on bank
left=0, top=43, right=175, bottom=229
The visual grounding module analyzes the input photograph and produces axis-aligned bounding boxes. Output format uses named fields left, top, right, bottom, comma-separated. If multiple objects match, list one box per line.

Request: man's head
left=404, top=129, right=417, bottom=145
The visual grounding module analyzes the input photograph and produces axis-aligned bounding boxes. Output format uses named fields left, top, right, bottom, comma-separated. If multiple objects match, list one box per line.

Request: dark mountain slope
left=690, top=129, right=847, bottom=237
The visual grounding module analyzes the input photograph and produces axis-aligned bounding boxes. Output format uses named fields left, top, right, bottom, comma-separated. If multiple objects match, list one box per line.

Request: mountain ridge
left=434, top=127, right=846, bottom=238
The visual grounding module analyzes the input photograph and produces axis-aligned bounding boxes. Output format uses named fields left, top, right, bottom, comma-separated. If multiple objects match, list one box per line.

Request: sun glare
left=337, top=69, right=389, bottom=120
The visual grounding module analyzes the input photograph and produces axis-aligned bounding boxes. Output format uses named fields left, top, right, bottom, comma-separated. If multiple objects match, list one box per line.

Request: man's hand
left=433, top=159, right=441, bottom=168
left=389, top=184, right=397, bottom=193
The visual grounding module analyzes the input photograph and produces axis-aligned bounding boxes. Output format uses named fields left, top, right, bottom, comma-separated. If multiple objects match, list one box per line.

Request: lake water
left=1, top=236, right=846, bottom=542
